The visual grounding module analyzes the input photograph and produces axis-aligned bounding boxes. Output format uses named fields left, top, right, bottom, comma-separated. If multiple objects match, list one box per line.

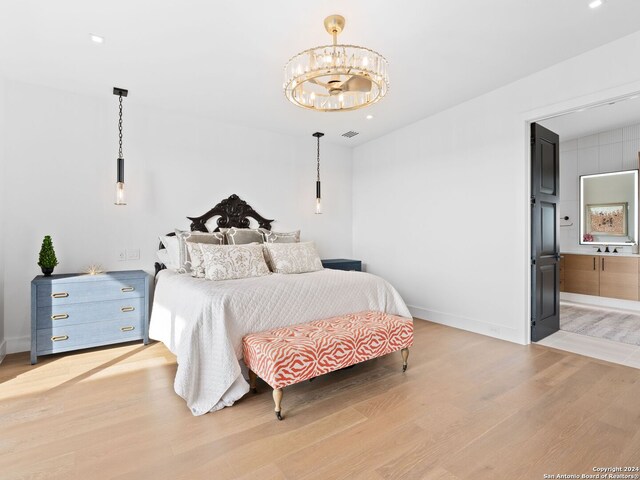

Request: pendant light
left=113, top=87, right=128, bottom=205
left=313, top=132, right=324, bottom=214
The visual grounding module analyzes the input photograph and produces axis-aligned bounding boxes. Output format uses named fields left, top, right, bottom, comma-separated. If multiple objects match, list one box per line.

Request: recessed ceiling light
left=366, top=114, right=373, bottom=120
left=90, top=34, right=104, bottom=44
left=589, top=0, right=603, bottom=9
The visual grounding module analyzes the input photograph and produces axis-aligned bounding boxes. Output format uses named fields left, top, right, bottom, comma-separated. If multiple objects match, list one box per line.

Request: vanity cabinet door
left=564, top=254, right=599, bottom=296
left=599, top=256, right=639, bottom=301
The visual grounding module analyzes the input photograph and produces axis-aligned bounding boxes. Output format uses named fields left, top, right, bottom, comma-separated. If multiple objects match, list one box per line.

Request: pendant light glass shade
left=115, top=181, right=126, bottom=205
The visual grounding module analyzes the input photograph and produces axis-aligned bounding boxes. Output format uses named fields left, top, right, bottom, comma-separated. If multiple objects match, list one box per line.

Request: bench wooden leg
left=249, top=370, right=258, bottom=394
left=273, top=388, right=283, bottom=421
left=401, top=348, right=409, bottom=372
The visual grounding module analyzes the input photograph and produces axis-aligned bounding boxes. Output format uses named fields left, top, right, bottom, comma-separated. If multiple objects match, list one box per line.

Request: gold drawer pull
left=51, top=292, right=69, bottom=298
left=51, top=335, right=69, bottom=342
left=121, top=306, right=135, bottom=313
left=121, top=286, right=135, bottom=293
left=120, top=326, right=135, bottom=332
left=51, top=314, right=69, bottom=320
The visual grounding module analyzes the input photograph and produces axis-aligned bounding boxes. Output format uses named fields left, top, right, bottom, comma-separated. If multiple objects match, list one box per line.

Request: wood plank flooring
left=1, top=320, right=640, bottom=479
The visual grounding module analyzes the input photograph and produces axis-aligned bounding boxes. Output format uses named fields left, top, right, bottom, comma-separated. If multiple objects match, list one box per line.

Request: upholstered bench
left=242, top=310, right=414, bottom=420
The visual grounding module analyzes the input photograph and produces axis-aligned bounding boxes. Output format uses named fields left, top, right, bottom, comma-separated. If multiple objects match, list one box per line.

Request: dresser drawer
left=36, top=278, right=145, bottom=307
left=36, top=297, right=144, bottom=330
left=36, top=317, right=144, bottom=355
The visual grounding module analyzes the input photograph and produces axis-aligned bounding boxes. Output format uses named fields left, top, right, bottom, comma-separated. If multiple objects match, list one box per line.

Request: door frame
left=522, top=86, right=640, bottom=345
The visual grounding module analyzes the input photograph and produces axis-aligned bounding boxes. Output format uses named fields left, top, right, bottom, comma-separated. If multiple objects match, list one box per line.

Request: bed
left=149, top=195, right=412, bottom=415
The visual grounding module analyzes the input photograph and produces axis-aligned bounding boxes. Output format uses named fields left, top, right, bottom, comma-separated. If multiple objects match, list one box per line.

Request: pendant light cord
left=316, top=135, right=321, bottom=182
left=118, top=95, right=124, bottom=159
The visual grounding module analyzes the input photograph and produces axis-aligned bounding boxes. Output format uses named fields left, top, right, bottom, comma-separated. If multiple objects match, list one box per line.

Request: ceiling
left=2, top=0, right=640, bottom=147
left=540, top=95, right=640, bottom=141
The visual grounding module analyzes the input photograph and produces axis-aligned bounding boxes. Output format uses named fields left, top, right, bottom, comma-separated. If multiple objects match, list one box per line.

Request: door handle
left=593, top=257, right=596, bottom=270
left=602, top=258, right=605, bottom=271
left=51, top=314, right=69, bottom=320
left=51, top=292, right=69, bottom=298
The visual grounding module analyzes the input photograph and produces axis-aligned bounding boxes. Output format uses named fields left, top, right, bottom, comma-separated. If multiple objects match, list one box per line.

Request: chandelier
left=284, top=15, right=389, bottom=112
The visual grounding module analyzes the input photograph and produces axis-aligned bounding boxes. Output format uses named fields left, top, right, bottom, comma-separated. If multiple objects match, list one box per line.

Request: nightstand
left=31, top=270, right=151, bottom=364
left=321, top=258, right=362, bottom=272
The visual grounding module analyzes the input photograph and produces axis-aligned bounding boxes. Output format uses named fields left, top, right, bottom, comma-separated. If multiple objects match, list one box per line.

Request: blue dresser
left=321, top=258, right=362, bottom=271
left=31, top=270, right=151, bottom=364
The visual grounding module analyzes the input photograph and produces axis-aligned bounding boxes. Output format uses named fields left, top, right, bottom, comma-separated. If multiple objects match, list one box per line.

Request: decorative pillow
left=175, top=229, right=225, bottom=274
left=259, top=228, right=300, bottom=243
left=155, top=249, right=176, bottom=270
left=158, top=235, right=180, bottom=271
left=223, top=227, right=264, bottom=245
left=263, top=242, right=323, bottom=274
left=199, top=243, right=270, bottom=281
left=186, top=243, right=206, bottom=278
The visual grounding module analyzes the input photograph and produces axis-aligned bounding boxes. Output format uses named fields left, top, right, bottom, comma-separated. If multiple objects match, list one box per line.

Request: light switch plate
left=126, top=248, right=140, bottom=261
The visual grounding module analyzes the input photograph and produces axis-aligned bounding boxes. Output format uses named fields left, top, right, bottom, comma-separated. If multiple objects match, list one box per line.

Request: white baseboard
left=0, top=339, right=6, bottom=364
left=408, top=305, right=526, bottom=345
left=6, top=335, right=30, bottom=355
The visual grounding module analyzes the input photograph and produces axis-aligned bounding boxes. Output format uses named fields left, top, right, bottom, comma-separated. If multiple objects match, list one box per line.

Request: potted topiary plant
left=38, top=235, right=59, bottom=276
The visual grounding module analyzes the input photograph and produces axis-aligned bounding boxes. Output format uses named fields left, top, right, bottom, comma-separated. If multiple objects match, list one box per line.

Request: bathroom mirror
left=580, top=169, right=638, bottom=245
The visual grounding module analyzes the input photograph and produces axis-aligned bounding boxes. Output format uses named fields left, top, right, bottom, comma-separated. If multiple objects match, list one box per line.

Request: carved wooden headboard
left=155, top=194, right=274, bottom=275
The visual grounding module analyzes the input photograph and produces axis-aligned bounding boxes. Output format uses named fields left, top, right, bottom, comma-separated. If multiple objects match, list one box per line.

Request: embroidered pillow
left=222, top=227, right=265, bottom=245
left=259, top=229, right=300, bottom=243
left=263, top=242, right=323, bottom=274
left=175, top=229, right=225, bottom=274
left=199, top=243, right=270, bottom=281
left=186, top=242, right=206, bottom=278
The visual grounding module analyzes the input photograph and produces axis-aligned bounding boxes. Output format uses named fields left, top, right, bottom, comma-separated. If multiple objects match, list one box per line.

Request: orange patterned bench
left=242, top=310, right=414, bottom=420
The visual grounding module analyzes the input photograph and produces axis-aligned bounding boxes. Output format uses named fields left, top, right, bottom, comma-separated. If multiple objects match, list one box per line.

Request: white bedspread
left=149, top=269, right=412, bottom=416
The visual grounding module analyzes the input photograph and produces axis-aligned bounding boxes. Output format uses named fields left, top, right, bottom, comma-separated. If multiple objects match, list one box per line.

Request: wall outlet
left=118, top=250, right=127, bottom=261
left=126, top=248, right=140, bottom=261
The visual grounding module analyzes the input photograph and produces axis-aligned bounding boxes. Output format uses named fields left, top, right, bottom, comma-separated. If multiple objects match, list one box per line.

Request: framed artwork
left=586, top=203, right=628, bottom=236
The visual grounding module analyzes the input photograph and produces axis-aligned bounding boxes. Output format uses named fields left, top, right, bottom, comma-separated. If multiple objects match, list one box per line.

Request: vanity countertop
left=561, top=250, right=640, bottom=258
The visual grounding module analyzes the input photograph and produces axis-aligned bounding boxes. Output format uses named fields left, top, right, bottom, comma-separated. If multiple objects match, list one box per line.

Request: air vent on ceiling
left=341, top=131, right=359, bottom=138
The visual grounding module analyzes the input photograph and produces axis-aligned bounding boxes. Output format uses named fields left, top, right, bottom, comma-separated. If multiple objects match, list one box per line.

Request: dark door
left=531, top=123, right=560, bottom=342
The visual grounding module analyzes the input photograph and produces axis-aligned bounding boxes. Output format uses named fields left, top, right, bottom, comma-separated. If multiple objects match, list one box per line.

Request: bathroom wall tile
left=598, top=142, right=623, bottom=173
left=577, top=146, right=599, bottom=175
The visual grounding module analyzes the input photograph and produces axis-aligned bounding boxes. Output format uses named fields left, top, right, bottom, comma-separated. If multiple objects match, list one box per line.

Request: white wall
left=559, top=123, right=640, bottom=253
left=0, top=77, right=5, bottom=363
left=353, top=30, right=640, bottom=345
left=2, top=79, right=353, bottom=353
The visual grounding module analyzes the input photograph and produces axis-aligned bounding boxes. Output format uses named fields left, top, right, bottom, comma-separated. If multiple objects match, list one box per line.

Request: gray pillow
left=259, top=229, right=300, bottom=243
left=175, top=229, right=225, bottom=273
left=222, top=227, right=264, bottom=245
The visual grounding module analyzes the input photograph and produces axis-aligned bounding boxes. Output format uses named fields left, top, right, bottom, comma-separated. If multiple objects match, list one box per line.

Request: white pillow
left=158, top=235, right=180, bottom=271
left=155, top=249, right=177, bottom=270
left=263, top=242, right=323, bottom=274
left=199, top=244, right=270, bottom=281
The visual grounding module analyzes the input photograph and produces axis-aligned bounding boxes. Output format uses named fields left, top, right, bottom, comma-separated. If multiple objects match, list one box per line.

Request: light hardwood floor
left=2, top=320, right=640, bottom=479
